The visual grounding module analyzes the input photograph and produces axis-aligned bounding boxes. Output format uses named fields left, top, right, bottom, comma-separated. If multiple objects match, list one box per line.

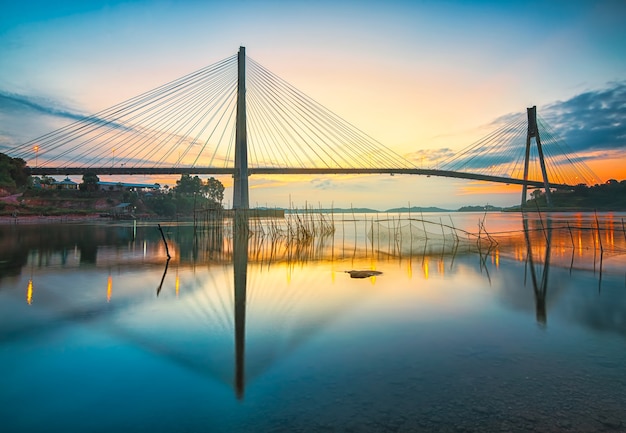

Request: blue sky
left=1, top=0, right=625, bottom=209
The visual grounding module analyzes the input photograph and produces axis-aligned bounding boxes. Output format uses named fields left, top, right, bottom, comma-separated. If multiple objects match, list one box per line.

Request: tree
left=80, top=172, right=100, bottom=192
left=0, top=153, right=29, bottom=189
left=175, top=174, right=203, bottom=195
left=40, top=175, right=57, bottom=186
left=0, top=156, right=16, bottom=187
left=10, top=157, right=29, bottom=188
left=166, top=174, right=225, bottom=214
left=204, top=177, right=224, bottom=205
left=573, top=183, right=588, bottom=196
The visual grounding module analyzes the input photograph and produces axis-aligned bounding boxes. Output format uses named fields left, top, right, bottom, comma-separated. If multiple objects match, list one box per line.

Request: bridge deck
left=30, top=167, right=572, bottom=190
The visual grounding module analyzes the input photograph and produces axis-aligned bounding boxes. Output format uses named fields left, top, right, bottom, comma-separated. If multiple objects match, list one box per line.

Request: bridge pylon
left=521, top=106, right=552, bottom=208
left=233, top=46, right=249, bottom=210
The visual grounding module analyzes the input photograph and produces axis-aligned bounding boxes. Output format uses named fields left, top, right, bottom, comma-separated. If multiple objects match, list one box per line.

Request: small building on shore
left=97, top=181, right=160, bottom=192
left=53, top=177, right=79, bottom=190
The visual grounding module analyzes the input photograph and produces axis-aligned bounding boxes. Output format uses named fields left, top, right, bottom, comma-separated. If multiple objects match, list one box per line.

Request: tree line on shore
left=523, top=179, right=626, bottom=210
left=0, top=152, right=225, bottom=217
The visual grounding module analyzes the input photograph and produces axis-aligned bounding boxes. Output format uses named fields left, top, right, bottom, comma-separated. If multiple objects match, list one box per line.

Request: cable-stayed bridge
left=10, top=47, right=599, bottom=208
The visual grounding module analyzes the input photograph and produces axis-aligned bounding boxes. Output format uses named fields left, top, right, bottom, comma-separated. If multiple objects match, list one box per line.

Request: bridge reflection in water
left=523, top=216, right=551, bottom=327
left=233, top=213, right=248, bottom=399
left=2, top=212, right=625, bottom=400
left=159, top=211, right=626, bottom=397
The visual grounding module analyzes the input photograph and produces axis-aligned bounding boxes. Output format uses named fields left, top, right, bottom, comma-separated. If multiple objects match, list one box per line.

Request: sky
left=1, top=0, right=625, bottom=210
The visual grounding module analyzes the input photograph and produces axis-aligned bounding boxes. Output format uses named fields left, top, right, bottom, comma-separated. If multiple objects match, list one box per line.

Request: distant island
left=283, top=205, right=502, bottom=213
left=456, top=205, right=503, bottom=212
left=384, top=206, right=452, bottom=213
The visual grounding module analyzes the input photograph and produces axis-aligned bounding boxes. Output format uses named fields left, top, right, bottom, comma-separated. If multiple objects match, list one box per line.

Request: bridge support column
left=521, top=106, right=552, bottom=208
left=233, top=46, right=249, bottom=210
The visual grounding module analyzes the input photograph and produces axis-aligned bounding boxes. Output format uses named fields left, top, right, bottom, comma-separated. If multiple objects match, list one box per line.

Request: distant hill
left=457, top=205, right=503, bottom=212
left=384, top=206, right=452, bottom=213
left=283, top=206, right=452, bottom=214
left=284, top=207, right=379, bottom=214
left=277, top=205, right=499, bottom=213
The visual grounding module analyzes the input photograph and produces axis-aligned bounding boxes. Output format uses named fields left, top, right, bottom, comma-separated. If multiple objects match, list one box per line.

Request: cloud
left=0, top=90, right=87, bottom=122
left=311, top=178, right=337, bottom=190
left=542, top=81, right=626, bottom=153
left=0, top=90, right=135, bottom=151
left=404, top=147, right=455, bottom=167
left=416, top=82, right=626, bottom=180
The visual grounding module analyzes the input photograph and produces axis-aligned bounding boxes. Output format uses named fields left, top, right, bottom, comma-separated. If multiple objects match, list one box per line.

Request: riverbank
left=0, top=214, right=105, bottom=225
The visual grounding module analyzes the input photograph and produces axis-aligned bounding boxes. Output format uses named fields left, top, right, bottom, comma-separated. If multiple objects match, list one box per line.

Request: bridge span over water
left=31, top=167, right=572, bottom=191
left=14, top=47, right=598, bottom=207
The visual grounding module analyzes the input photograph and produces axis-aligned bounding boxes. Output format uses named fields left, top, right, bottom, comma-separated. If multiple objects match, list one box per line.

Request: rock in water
left=345, top=270, right=383, bottom=279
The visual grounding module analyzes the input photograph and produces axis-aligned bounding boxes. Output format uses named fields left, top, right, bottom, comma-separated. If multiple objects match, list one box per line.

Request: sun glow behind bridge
left=437, top=111, right=600, bottom=187
left=11, top=52, right=414, bottom=173
left=10, top=48, right=601, bottom=206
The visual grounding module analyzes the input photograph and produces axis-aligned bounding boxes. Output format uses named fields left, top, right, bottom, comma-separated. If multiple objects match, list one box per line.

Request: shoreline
left=0, top=214, right=105, bottom=225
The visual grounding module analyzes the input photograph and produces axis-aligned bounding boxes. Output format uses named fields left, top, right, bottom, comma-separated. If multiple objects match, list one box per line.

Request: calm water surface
left=1, top=212, right=625, bottom=432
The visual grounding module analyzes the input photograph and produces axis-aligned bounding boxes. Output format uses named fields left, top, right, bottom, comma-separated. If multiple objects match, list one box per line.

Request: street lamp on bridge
left=34, top=145, right=39, bottom=168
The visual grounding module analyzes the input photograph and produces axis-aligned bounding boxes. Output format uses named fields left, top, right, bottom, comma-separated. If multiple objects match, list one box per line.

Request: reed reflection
left=156, top=258, right=170, bottom=297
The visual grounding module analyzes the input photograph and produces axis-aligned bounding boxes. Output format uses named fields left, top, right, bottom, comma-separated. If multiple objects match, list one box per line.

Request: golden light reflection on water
left=7, top=213, right=625, bottom=290
left=5, top=212, right=626, bottom=324
left=578, top=231, right=583, bottom=257
left=26, top=279, right=33, bottom=305
left=487, top=213, right=626, bottom=273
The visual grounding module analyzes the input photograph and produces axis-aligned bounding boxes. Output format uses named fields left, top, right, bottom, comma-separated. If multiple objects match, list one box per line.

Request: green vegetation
left=524, top=180, right=626, bottom=210
left=0, top=153, right=29, bottom=189
left=0, top=157, right=226, bottom=217
left=80, top=172, right=100, bottom=191
left=40, top=175, right=57, bottom=187
left=143, top=175, right=224, bottom=218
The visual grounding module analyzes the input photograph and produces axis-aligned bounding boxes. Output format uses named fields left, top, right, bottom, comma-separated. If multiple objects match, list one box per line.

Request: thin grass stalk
left=594, top=210, right=604, bottom=253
